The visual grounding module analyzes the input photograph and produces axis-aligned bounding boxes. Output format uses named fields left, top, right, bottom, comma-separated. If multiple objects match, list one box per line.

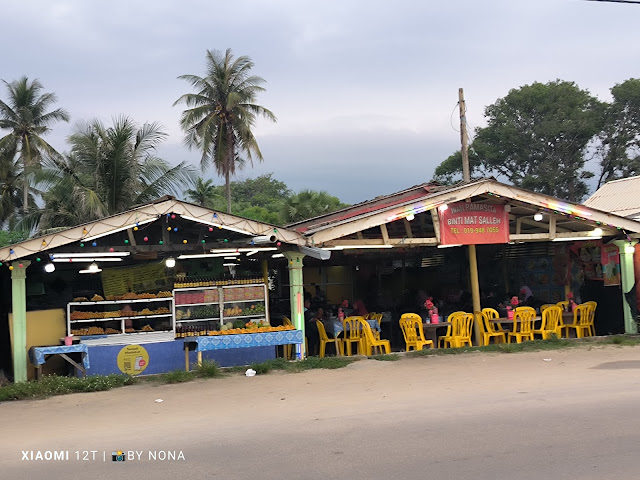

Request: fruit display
left=91, top=294, right=104, bottom=301
left=223, top=306, right=244, bottom=317
left=105, top=327, right=120, bottom=334
left=141, top=325, right=154, bottom=332
left=71, top=326, right=105, bottom=336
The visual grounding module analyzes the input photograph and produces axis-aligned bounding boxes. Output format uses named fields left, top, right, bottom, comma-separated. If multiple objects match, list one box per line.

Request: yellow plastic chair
left=369, top=313, right=383, bottom=340
left=399, top=313, right=434, bottom=351
left=343, top=316, right=366, bottom=356
left=358, top=317, right=391, bottom=355
left=532, top=305, right=562, bottom=340
left=476, top=310, right=506, bottom=345
left=282, top=316, right=293, bottom=359
left=508, top=306, right=536, bottom=343
left=316, top=320, right=342, bottom=358
left=556, top=301, right=569, bottom=312
left=584, top=301, right=597, bottom=337
left=482, top=307, right=505, bottom=332
left=442, top=313, right=474, bottom=348
left=562, top=304, right=593, bottom=338
left=438, top=311, right=467, bottom=348
left=539, top=304, right=555, bottom=313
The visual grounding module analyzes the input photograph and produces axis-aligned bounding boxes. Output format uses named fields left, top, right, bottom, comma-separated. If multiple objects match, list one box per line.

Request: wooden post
left=459, top=88, right=482, bottom=344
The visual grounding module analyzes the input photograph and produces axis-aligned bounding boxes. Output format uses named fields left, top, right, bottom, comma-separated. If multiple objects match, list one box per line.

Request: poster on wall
left=101, top=262, right=169, bottom=297
left=570, top=240, right=603, bottom=281
left=438, top=202, right=509, bottom=245
left=601, top=244, right=621, bottom=286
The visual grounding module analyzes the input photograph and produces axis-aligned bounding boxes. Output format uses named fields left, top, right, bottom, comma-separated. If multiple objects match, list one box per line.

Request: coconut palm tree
left=282, top=190, right=347, bottom=223
left=32, top=116, right=195, bottom=230
left=0, top=77, right=69, bottom=214
left=184, top=177, right=219, bottom=208
left=174, top=48, right=276, bottom=213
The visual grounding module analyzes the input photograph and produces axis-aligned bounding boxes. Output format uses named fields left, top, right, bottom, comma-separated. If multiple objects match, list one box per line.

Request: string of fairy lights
left=0, top=204, right=283, bottom=271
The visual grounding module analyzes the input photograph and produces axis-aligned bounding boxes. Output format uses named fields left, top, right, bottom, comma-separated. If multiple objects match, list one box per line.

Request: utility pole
left=459, top=88, right=470, bottom=183
left=459, top=88, right=482, bottom=344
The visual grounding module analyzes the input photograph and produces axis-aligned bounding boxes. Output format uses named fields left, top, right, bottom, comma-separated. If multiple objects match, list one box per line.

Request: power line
left=584, top=0, right=640, bottom=4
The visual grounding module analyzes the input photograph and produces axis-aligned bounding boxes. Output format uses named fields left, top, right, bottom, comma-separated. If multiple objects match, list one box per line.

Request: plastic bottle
left=338, top=308, right=344, bottom=322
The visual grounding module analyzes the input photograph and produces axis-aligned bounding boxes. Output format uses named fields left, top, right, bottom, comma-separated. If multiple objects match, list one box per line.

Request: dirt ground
left=2, top=344, right=640, bottom=480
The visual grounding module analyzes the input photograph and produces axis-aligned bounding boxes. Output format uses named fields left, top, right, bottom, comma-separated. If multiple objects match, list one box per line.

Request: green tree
left=185, top=177, right=219, bottom=208
left=282, top=190, right=347, bottom=223
left=594, top=78, right=640, bottom=188
left=32, top=116, right=194, bottom=230
left=433, top=80, right=603, bottom=201
left=174, top=49, right=276, bottom=213
left=0, top=77, right=69, bottom=214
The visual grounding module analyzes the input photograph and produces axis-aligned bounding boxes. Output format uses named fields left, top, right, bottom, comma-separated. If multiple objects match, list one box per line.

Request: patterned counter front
left=183, top=330, right=303, bottom=370
left=29, top=344, right=90, bottom=368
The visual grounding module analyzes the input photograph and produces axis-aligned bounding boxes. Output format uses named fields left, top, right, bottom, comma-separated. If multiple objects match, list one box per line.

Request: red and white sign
left=439, top=202, right=509, bottom=245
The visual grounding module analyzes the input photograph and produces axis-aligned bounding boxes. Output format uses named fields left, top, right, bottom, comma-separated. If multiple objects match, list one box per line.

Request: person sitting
left=305, top=305, right=321, bottom=356
left=351, top=299, right=368, bottom=317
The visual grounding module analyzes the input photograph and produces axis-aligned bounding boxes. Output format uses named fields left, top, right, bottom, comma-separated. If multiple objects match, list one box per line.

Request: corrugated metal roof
left=584, top=176, right=640, bottom=217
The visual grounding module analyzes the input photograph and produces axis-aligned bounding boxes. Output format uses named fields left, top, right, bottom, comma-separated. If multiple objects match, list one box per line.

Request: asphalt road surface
left=1, top=345, right=639, bottom=480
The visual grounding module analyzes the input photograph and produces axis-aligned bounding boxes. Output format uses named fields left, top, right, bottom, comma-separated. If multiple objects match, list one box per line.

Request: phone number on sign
left=460, top=227, right=500, bottom=234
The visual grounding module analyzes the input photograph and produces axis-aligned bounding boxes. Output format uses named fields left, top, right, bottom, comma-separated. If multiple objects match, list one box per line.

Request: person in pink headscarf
left=351, top=299, right=369, bottom=317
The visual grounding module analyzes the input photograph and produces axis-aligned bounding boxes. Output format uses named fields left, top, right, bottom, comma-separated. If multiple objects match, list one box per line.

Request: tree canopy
left=174, top=49, right=276, bottom=213
left=434, top=80, right=603, bottom=202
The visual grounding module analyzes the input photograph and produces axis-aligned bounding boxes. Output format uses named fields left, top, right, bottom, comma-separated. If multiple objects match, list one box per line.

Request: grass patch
left=154, top=370, right=196, bottom=384
left=370, top=354, right=401, bottom=361
left=0, top=374, right=136, bottom=402
left=194, top=360, right=225, bottom=378
left=245, top=356, right=355, bottom=374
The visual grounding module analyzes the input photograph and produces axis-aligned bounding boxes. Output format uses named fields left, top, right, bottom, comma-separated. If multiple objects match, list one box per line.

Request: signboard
left=117, top=345, right=149, bottom=375
left=101, top=262, right=169, bottom=297
left=601, top=244, right=621, bottom=286
left=438, top=202, right=509, bottom=245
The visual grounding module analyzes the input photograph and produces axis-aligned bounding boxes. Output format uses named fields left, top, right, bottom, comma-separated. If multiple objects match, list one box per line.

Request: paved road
left=1, top=346, right=640, bottom=479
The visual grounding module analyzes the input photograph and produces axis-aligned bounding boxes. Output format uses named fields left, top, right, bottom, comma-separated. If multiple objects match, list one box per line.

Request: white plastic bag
left=245, top=368, right=256, bottom=377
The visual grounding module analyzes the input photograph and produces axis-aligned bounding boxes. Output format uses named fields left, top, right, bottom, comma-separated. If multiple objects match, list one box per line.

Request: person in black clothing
left=304, top=299, right=320, bottom=356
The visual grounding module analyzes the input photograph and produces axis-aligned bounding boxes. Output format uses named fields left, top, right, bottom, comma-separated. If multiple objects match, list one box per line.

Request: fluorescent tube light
left=177, top=253, right=240, bottom=259
left=52, top=257, right=124, bottom=262
left=552, top=236, right=602, bottom=242
left=437, top=244, right=463, bottom=248
left=52, top=252, right=130, bottom=258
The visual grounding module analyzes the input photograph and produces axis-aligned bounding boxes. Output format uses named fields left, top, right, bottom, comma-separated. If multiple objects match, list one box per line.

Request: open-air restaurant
left=2, top=178, right=640, bottom=382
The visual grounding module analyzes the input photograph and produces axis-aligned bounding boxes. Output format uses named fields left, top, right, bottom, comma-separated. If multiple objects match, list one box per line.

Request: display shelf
left=175, top=317, right=221, bottom=323
left=221, top=298, right=265, bottom=304
left=173, top=283, right=269, bottom=335
left=69, top=297, right=172, bottom=306
left=67, top=296, right=174, bottom=336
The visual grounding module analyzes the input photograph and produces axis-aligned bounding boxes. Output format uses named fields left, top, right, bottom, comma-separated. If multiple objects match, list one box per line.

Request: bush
left=0, top=374, right=135, bottom=402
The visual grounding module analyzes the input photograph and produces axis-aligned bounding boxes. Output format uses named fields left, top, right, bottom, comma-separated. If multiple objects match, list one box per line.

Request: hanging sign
left=601, top=244, right=621, bottom=286
left=438, top=202, right=509, bottom=245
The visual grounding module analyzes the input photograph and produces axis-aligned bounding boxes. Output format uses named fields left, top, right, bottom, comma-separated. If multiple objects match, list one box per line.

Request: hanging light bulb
left=165, top=257, right=176, bottom=268
left=44, top=263, right=56, bottom=273
left=88, top=262, right=100, bottom=273
left=534, top=212, right=543, bottom=221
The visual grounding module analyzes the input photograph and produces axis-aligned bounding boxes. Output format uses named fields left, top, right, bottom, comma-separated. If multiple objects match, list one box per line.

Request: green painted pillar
left=11, top=260, right=31, bottom=383
left=613, top=240, right=638, bottom=334
left=283, top=252, right=306, bottom=359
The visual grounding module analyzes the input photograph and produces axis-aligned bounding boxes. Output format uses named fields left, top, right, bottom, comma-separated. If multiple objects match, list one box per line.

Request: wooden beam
left=126, top=228, right=137, bottom=247
left=380, top=224, right=390, bottom=244
left=516, top=217, right=522, bottom=235
left=325, top=237, right=438, bottom=247
left=403, top=218, right=413, bottom=238
left=549, top=216, right=556, bottom=240
left=430, top=209, right=441, bottom=243
left=509, top=214, right=569, bottom=233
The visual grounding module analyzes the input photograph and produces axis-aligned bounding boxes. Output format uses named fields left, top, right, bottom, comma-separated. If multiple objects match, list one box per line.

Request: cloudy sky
left=2, top=0, right=639, bottom=204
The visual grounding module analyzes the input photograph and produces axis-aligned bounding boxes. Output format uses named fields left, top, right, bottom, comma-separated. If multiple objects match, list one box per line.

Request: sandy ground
left=2, top=344, right=640, bottom=479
